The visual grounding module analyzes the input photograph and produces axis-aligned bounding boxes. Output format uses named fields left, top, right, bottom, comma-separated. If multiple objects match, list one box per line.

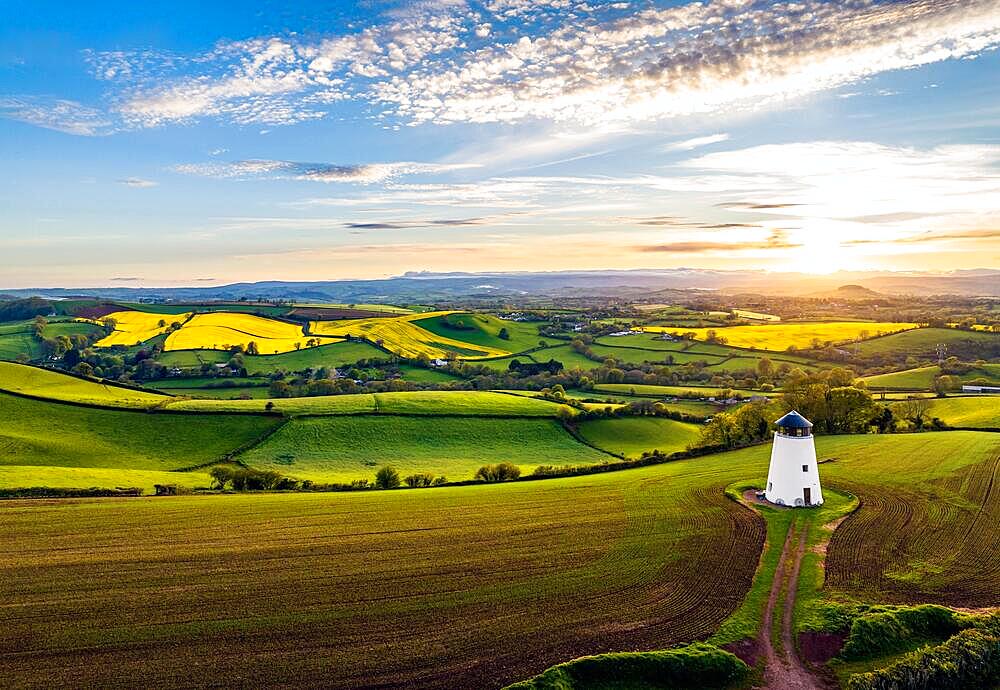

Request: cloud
left=75, top=0, right=1000, bottom=130
left=0, top=96, right=113, bottom=136
left=664, top=134, right=730, bottom=152
left=638, top=230, right=799, bottom=254
left=344, top=217, right=487, bottom=230
left=372, top=0, right=1000, bottom=125
left=118, top=177, right=158, bottom=188
left=173, top=159, right=478, bottom=184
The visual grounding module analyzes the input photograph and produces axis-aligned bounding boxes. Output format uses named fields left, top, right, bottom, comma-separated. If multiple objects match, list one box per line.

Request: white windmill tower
left=764, top=410, right=824, bottom=507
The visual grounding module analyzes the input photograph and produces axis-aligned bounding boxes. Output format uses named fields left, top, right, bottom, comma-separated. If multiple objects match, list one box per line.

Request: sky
left=1, top=0, right=999, bottom=288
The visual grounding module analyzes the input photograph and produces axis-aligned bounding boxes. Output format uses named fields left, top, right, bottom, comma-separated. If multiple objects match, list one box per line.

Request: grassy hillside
left=925, top=396, right=1000, bottom=428
left=576, top=417, right=701, bottom=458
left=0, top=332, right=41, bottom=361
left=311, top=311, right=511, bottom=360
left=0, top=361, right=170, bottom=408
left=412, top=313, right=542, bottom=353
left=861, top=363, right=1000, bottom=390
left=0, top=392, right=280, bottom=472
left=853, top=327, right=998, bottom=357
left=239, top=416, right=609, bottom=482
left=3, top=432, right=997, bottom=688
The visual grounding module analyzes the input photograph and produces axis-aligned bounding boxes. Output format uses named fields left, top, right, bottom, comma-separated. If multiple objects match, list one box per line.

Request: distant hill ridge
left=2, top=268, right=998, bottom=301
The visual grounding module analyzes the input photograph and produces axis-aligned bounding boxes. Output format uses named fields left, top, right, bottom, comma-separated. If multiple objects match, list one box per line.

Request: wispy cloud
left=118, top=177, right=158, bottom=188
left=664, top=134, right=730, bottom=152
left=173, top=159, right=478, bottom=184
left=0, top=96, right=113, bottom=136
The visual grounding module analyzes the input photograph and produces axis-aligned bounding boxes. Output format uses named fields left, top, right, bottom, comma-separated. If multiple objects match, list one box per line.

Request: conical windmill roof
left=776, top=410, right=812, bottom=428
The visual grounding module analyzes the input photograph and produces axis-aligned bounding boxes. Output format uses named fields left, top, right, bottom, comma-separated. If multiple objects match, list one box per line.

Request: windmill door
left=803, top=487, right=812, bottom=505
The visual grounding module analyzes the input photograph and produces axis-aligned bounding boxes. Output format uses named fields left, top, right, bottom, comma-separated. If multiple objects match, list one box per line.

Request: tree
left=375, top=465, right=401, bottom=489
left=895, top=396, right=932, bottom=429
left=246, top=341, right=260, bottom=356
left=210, top=466, right=234, bottom=490
left=756, top=357, right=774, bottom=380
left=268, top=380, right=292, bottom=398
left=498, top=327, right=510, bottom=340
left=933, top=375, right=959, bottom=397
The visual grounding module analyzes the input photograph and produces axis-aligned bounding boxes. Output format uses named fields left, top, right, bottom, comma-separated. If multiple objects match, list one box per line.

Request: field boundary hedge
left=0, top=388, right=292, bottom=417
left=503, top=643, right=749, bottom=690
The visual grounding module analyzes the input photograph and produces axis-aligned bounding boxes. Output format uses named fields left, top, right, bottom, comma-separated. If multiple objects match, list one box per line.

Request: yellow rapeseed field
left=310, top=311, right=511, bottom=359
left=89, top=310, right=190, bottom=347
left=640, top=321, right=920, bottom=351
left=164, top=312, right=327, bottom=354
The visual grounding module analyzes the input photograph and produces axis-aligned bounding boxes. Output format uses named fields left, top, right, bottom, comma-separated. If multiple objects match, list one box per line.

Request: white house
left=764, top=410, right=824, bottom=507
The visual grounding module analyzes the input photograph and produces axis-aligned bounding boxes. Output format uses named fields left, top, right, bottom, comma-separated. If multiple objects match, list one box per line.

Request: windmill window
left=802, top=465, right=808, bottom=472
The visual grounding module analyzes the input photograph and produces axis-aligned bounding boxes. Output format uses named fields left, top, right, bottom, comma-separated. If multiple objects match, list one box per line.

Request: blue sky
left=1, top=0, right=999, bottom=287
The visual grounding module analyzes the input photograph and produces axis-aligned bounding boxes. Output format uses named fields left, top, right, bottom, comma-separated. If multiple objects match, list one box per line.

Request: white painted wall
left=764, top=433, right=824, bottom=507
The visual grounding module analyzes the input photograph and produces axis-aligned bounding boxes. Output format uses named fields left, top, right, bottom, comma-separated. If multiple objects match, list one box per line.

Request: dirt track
left=759, top=522, right=822, bottom=690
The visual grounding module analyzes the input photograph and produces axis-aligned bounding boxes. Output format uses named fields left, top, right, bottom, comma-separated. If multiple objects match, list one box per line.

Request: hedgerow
left=504, top=643, right=749, bottom=690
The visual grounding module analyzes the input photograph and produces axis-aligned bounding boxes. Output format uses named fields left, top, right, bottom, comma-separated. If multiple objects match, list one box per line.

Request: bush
left=375, top=465, right=401, bottom=489
left=848, top=626, right=1000, bottom=690
left=475, top=462, right=521, bottom=482
left=840, top=605, right=966, bottom=660
left=403, top=472, right=435, bottom=488
left=505, top=643, right=748, bottom=689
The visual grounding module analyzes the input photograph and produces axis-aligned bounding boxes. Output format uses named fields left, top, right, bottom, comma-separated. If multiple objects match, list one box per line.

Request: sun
left=787, top=232, right=851, bottom=274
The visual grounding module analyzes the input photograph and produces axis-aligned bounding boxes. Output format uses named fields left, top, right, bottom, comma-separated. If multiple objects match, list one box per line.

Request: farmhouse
left=764, top=410, right=824, bottom=507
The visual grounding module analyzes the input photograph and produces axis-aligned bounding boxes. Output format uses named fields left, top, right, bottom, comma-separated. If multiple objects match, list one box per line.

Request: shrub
left=848, top=626, right=1000, bottom=690
left=375, top=465, right=401, bottom=489
left=505, top=643, right=748, bottom=689
left=840, top=605, right=966, bottom=660
left=475, top=462, right=521, bottom=482
left=403, top=472, right=435, bottom=488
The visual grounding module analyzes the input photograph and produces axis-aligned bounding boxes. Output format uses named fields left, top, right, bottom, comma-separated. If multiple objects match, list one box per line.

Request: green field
left=925, top=395, right=1000, bottom=428
left=413, top=313, right=542, bottom=353
left=595, top=383, right=772, bottom=398
left=396, top=364, right=462, bottom=383
left=160, top=390, right=571, bottom=416
left=0, top=332, right=41, bottom=361
left=576, top=417, right=701, bottom=457
left=0, top=465, right=213, bottom=493
left=861, top=363, right=1000, bottom=390
left=3, top=431, right=997, bottom=688
left=0, top=392, right=280, bottom=472
left=853, top=327, right=998, bottom=357
left=0, top=361, right=170, bottom=408
left=240, top=416, right=610, bottom=482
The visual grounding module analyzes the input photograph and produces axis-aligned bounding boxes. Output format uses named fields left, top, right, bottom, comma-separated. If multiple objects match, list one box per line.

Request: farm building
left=962, top=385, right=1000, bottom=393
left=764, top=410, right=824, bottom=507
